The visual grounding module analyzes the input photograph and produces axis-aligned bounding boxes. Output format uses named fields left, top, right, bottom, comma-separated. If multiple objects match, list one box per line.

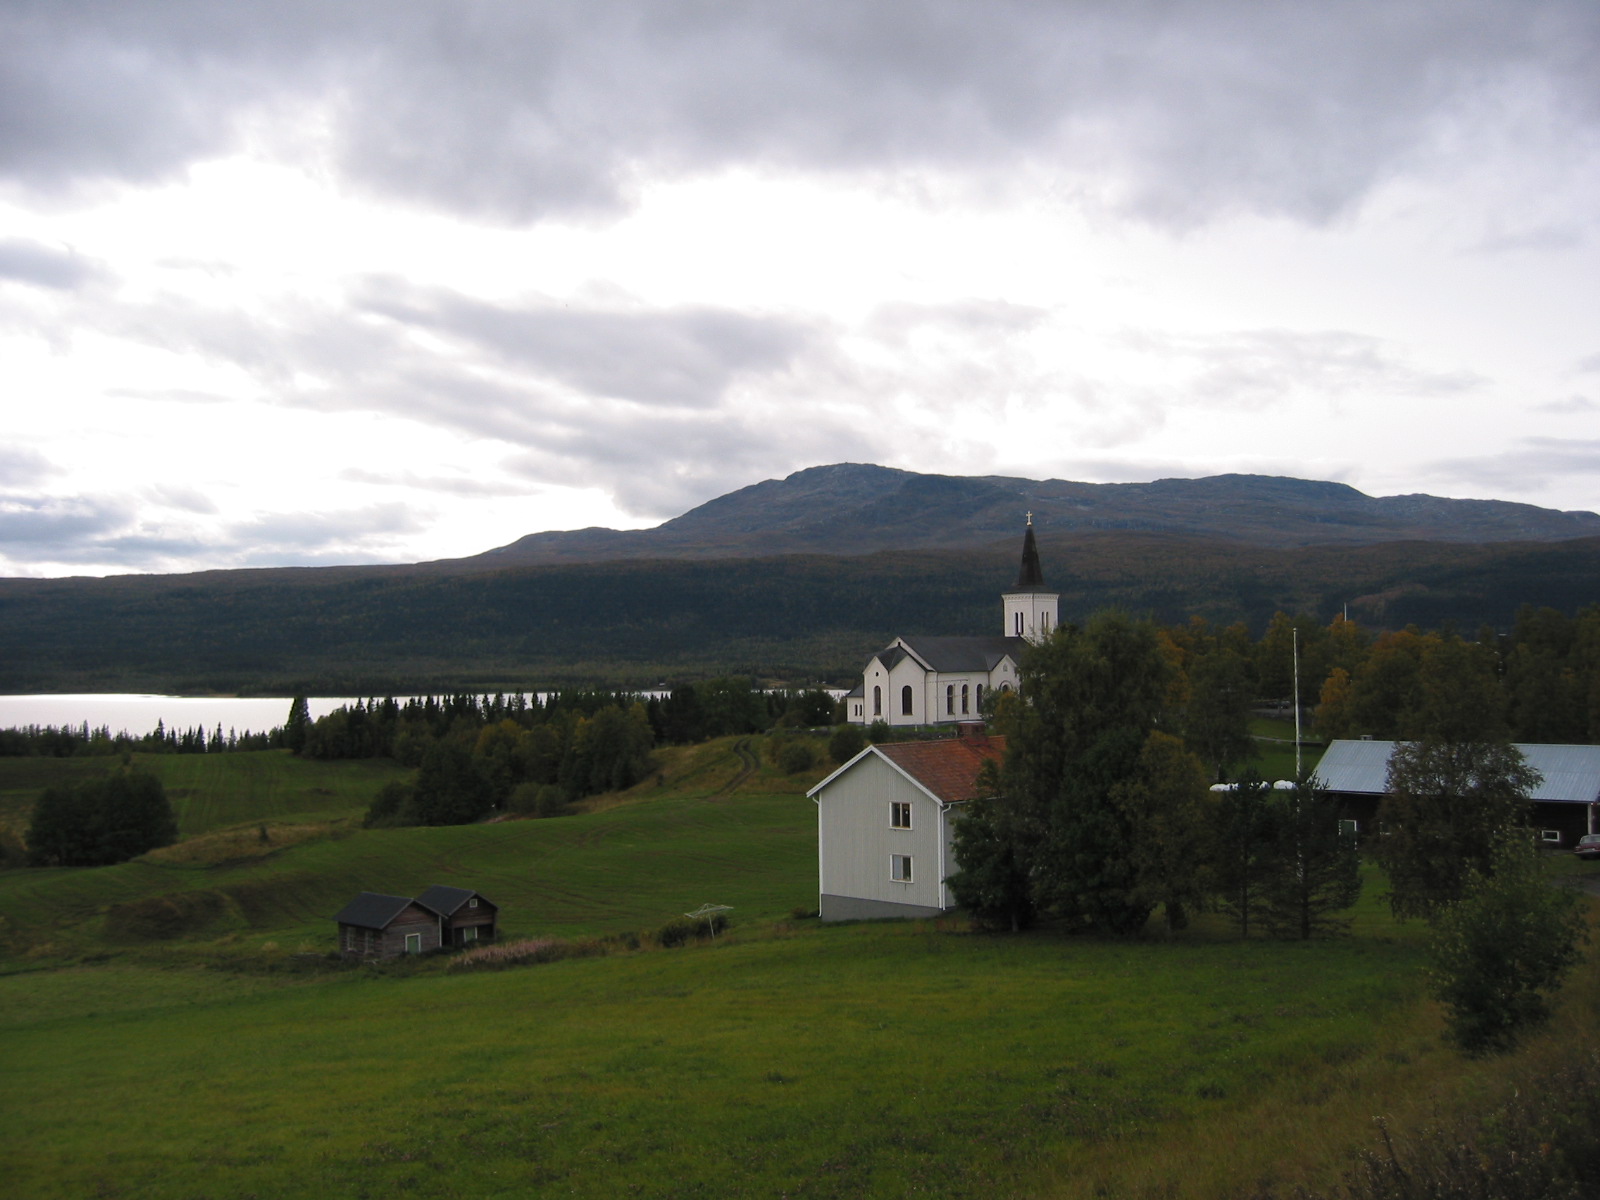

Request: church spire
left=1014, top=514, right=1045, bottom=589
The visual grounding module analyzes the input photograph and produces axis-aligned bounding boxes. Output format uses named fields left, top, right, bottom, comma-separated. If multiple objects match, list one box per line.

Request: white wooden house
left=808, top=728, right=1005, bottom=920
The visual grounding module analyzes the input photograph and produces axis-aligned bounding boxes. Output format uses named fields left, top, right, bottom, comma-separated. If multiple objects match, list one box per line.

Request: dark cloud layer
left=5, top=1, right=1595, bottom=228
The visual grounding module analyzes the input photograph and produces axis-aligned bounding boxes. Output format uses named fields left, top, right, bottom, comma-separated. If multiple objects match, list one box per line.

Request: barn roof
left=333, top=892, right=436, bottom=930
left=416, top=885, right=494, bottom=916
left=1316, top=740, right=1600, bottom=805
left=810, top=734, right=1006, bottom=806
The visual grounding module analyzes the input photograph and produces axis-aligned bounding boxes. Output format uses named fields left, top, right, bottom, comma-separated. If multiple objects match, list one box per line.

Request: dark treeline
left=0, top=720, right=282, bottom=759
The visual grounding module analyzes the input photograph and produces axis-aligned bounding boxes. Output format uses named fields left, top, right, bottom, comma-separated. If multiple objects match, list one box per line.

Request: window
left=1338, top=819, right=1359, bottom=838
left=946, top=685, right=954, bottom=715
left=1014, top=611, right=1023, bottom=636
left=873, top=686, right=882, bottom=716
left=463, top=926, right=478, bottom=942
left=468, top=898, right=478, bottom=908
left=1040, top=611, right=1050, bottom=633
left=974, top=683, right=983, bottom=710
left=901, top=685, right=914, bottom=716
left=961, top=684, right=969, bottom=714
left=890, top=854, right=913, bottom=883
left=404, top=932, right=422, bottom=954
left=1541, top=829, right=1563, bottom=844
left=891, top=801, right=912, bottom=829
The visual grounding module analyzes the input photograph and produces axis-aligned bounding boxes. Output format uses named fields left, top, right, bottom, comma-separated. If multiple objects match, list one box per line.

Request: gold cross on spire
left=1025, top=510, right=1033, bottom=526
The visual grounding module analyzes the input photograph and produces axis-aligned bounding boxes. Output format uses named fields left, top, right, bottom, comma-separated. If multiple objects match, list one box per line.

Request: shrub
left=1428, top=835, right=1587, bottom=1055
left=777, top=740, right=815, bottom=774
left=828, top=723, right=866, bottom=764
left=448, top=937, right=607, bottom=971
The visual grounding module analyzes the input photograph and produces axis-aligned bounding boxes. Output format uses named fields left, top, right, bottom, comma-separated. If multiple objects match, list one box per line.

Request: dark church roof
left=1012, top=520, right=1046, bottom=589
left=894, top=635, right=1026, bottom=673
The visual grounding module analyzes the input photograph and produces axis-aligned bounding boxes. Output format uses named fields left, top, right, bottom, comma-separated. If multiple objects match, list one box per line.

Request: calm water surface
left=0, top=695, right=353, bottom=738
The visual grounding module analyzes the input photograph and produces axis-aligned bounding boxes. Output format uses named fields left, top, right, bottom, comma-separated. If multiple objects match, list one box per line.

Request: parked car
left=1574, top=834, right=1600, bottom=860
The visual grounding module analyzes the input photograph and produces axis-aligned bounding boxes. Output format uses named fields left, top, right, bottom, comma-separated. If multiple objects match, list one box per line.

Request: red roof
left=873, top=736, right=1006, bottom=804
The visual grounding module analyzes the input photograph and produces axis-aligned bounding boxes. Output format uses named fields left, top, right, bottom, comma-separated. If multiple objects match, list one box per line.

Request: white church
left=844, top=517, right=1059, bottom=727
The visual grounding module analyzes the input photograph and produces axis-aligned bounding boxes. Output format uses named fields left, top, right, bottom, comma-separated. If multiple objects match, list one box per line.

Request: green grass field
left=1, top=737, right=1596, bottom=1199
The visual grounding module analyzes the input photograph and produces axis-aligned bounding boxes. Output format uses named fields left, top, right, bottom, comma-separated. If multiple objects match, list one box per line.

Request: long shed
left=1316, top=740, right=1600, bottom=846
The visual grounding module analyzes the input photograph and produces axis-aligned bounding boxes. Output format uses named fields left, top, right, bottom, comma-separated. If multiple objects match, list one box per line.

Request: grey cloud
left=362, top=287, right=815, bottom=409
left=1574, top=353, right=1600, bottom=374
left=503, top=405, right=880, bottom=519
left=339, top=468, right=534, bottom=498
left=145, top=485, right=218, bottom=514
left=0, top=495, right=129, bottom=545
left=1469, top=224, right=1585, bottom=255
left=227, top=503, right=427, bottom=551
left=4, top=2, right=1595, bottom=229
left=1533, top=395, right=1598, bottom=414
left=1424, top=437, right=1600, bottom=496
left=1134, top=328, right=1482, bottom=409
left=0, top=446, right=55, bottom=486
left=0, top=238, right=102, bottom=289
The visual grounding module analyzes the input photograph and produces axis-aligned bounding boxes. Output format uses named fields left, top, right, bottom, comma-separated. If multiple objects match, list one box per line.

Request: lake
left=0, top=695, right=352, bottom=738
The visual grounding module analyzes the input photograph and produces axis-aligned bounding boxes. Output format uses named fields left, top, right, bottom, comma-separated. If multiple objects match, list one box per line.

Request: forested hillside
left=2, top=532, right=1597, bottom=694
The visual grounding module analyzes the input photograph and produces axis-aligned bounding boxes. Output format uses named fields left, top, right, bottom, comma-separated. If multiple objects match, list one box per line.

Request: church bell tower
left=1002, top=513, right=1059, bottom=643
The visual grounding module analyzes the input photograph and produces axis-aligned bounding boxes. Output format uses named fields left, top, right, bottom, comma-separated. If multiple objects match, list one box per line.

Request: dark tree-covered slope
left=3, top=533, right=1596, bottom=695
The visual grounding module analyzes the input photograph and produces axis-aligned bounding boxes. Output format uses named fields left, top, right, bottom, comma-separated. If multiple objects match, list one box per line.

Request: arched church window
left=873, top=686, right=882, bottom=717
left=961, top=684, right=969, bottom=714
left=901, top=685, right=913, bottom=716
left=1014, top=611, right=1023, bottom=636
left=1000, top=682, right=1011, bottom=693
left=975, top=683, right=983, bottom=710
left=946, top=685, right=954, bottom=715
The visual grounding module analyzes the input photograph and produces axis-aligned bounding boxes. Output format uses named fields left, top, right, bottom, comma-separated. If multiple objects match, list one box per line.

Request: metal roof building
left=1315, top=740, right=1600, bottom=805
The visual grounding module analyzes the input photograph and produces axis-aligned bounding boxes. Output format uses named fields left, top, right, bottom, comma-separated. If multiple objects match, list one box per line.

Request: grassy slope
left=2, top=737, right=1597, bottom=1199
left=0, top=751, right=407, bottom=847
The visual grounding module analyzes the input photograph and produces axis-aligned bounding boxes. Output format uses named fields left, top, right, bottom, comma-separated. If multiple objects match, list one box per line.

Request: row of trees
left=949, top=613, right=1361, bottom=937
left=0, top=720, right=282, bottom=759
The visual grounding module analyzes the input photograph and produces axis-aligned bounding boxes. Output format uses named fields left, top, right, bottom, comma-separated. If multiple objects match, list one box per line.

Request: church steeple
left=1015, top=511, right=1045, bottom=589
left=1002, top=514, right=1059, bottom=643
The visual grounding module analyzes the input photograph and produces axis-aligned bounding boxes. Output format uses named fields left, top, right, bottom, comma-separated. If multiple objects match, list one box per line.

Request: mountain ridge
left=462, top=464, right=1600, bottom=567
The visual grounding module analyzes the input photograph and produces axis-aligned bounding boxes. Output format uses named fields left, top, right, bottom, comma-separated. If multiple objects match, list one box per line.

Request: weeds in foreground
left=1261, top=1051, right=1600, bottom=1200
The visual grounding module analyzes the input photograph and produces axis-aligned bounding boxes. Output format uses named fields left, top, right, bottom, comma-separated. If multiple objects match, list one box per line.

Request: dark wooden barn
left=333, top=892, right=445, bottom=959
left=416, top=884, right=499, bottom=948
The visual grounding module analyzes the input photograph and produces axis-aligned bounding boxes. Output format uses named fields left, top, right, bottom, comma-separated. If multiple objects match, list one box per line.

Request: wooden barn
left=334, top=892, right=444, bottom=959
left=416, top=884, right=499, bottom=948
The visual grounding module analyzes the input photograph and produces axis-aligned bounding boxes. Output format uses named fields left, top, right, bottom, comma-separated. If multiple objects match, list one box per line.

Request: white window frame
left=404, top=932, right=422, bottom=954
left=1540, top=829, right=1563, bottom=844
left=890, top=801, right=912, bottom=830
left=890, top=854, right=913, bottom=883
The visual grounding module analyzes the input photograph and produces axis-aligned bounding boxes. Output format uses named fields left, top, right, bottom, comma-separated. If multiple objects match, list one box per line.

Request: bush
left=867, top=719, right=892, bottom=744
left=828, top=724, right=866, bottom=764
left=657, top=914, right=728, bottom=947
left=777, top=740, right=815, bottom=774
left=1428, top=835, right=1587, bottom=1055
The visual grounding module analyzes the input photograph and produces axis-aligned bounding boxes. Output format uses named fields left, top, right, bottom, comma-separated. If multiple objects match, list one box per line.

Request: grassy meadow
left=1, top=733, right=1596, bottom=1199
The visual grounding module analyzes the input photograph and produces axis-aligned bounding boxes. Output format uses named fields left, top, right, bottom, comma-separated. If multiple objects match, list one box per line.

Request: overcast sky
left=2, top=0, right=1597, bottom=577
